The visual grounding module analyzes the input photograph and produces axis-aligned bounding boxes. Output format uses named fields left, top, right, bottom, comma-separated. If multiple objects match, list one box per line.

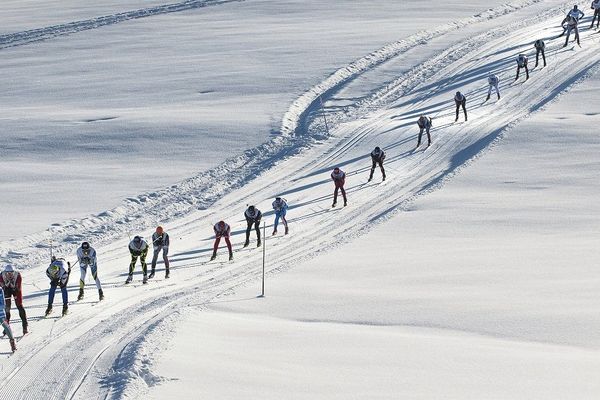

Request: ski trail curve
left=0, top=0, right=244, bottom=50
left=0, top=0, right=546, bottom=272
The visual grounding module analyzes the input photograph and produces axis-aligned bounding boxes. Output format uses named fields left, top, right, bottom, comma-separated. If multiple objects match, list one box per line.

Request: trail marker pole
left=261, top=221, right=266, bottom=297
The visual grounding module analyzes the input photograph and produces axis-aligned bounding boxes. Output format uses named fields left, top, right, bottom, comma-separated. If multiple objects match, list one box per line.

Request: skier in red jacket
left=0, top=265, right=28, bottom=335
left=211, top=221, right=233, bottom=261
left=331, top=167, right=347, bottom=207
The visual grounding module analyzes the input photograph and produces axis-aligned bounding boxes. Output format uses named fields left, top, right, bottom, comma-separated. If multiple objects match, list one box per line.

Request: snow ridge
left=0, top=0, right=548, bottom=271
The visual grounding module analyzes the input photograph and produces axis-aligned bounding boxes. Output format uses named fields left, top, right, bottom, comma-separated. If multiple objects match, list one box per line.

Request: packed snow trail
left=0, top=0, right=244, bottom=50
left=3, top=3, right=600, bottom=399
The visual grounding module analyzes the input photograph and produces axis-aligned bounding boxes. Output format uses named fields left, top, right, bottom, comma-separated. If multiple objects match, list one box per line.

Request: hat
left=4, top=265, right=14, bottom=273
left=82, top=241, right=90, bottom=250
left=156, top=226, right=164, bottom=234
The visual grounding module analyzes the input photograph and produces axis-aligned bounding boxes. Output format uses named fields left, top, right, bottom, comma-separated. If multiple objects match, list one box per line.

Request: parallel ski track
left=0, top=0, right=243, bottom=50
left=2, top=3, right=600, bottom=399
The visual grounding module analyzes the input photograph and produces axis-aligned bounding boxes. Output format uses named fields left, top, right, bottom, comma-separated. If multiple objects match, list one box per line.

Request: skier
left=486, top=73, right=500, bottom=101
left=416, top=115, right=433, bottom=147
left=0, top=265, right=28, bottom=335
left=368, top=146, right=386, bottom=182
left=454, top=91, right=467, bottom=122
left=150, top=226, right=170, bottom=279
left=591, top=0, right=600, bottom=29
left=562, top=14, right=581, bottom=47
left=126, top=236, right=149, bottom=284
left=0, top=287, right=17, bottom=352
left=515, top=54, right=529, bottom=81
left=76, top=242, right=104, bottom=301
left=46, top=257, right=71, bottom=316
left=211, top=221, right=233, bottom=261
left=272, top=197, right=289, bottom=235
left=534, top=39, right=547, bottom=68
left=331, top=167, right=348, bottom=207
left=560, top=5, right=585, bottom=36
left=244, top=205, right=262, bottom=248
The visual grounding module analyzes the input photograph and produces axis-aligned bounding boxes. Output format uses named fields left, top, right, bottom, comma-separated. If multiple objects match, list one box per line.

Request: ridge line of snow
left=0, top=0, right=545, bottom=271
left=0, top=0, right=244, bottom=50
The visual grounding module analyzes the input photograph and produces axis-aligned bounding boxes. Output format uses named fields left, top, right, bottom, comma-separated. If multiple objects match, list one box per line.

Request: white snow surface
left=1, top=0, right=599, bottom=399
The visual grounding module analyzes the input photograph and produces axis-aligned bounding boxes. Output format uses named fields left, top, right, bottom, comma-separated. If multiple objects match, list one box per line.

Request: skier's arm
left=16, top=274, right=22, bottom=292
left=164, top=234, right=170, bottom=247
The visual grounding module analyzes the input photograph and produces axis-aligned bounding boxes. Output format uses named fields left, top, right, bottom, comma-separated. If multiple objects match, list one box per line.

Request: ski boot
left=148, top=269, right=155, bottom=279
left=45, top=305, right=53, bottom=317
left=125, top=274, right=133, bottom=284
left=99, top=289, right=104, bottom=301
left=485, top=94, right=490, bottom=101
left=77, top=288, right=84, bottom=301
left=22, top=324, right=28, bottom=335
left=285, top=226, right=289, bottom=235
left=229, top=253, right=234, bottom=261
left=210, top=252, right=217, bottom=261
left=344, top=201, right=348, bottom=207
left=142, top=274, right=148, bottom=284
left=383, top=175, right=386, bottom=182
left=10, top=339, right=16, bottom=353
left=272, top=230, right=277, bottom=236
left=62, top=304, right=68, bottom=316
left=257, top=239, right=261, bottom=247
left=243, top=240, right=250, bottom=248
left=332, top=202, right=336, bottom=208
left=165, top=269, right=170, bottom=279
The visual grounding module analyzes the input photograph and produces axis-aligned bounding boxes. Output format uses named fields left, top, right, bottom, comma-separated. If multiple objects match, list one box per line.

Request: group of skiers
left=3, top=4, right=597, bottom=355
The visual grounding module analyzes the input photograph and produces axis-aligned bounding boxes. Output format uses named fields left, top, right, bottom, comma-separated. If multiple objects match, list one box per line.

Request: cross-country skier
left=272, top=197, right=289, bottom=235
left=534, top=39, right=547, bottom=68
left=416, top=115, right=433, bottom=147
left=0, top=265, right=28, bottom=335
left=211, top=221, right=233, bottom=261
left=368, top=147, right=386, bottom=182
left=560, top=5, right=585, bottom=36
left=150, top=226, right=170, bottom=279
left=486, top=73, right=500, bottom=101
left=562, top=14, right=581, bottom=47
left=515, top=54, right=529, bottom=81
left=76, top=242, right=104, bottom=301
left=126, top=236, right=149, bottom=284
left=0, top=287, right=16, bottom=352
left=591, top=0, right=600, bottom=28
left=331, top=167, right=348, bottom=207
left=244, top=206, right=262, bottom=248
left=46, top=258, right=71, bottom=316
left=454, top=91, right=467, bottom=122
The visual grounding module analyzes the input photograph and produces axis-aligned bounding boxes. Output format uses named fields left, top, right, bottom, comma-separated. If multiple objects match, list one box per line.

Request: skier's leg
left=426, top=127, right=432, bottom=145
left=495, top=83, right=500, bottom=99
left=48, top=282, right=57, bottom=306
left=213, top=237, right=221, bottom=253
left=129, top=255, right=138, bottom=275
left=369, top=159, right=376, bottom=181
left=378, top=160, right=386, bottom=179
left=91, top=265, right=102, bottom=291
left=455, top=102, right=460, bottom=121
left=525, top=65, right=529, bottom=80
left=254, top=220, right=261, bottom=240
left=4, top=297, right=11, bottom=324
left=417, top=128, right=423, bottom=146
left=341, top=186, right=347, bottom=204
left=565, top=27, right=571, bottom=46
left=273, top=213, right=280, bottom=233
left=535, top=49, right=540, bottom=68
left=60, top=284, right=68, bottom=305
left=79, top=265, right=87, bottom=292
left=140, top=253, right=147, bottom=275
left=14, top=292, right=27, bottom=332
left=1, top=320, right=14, bottom=341
left=151, top=248, right=160, bottom=272
left=333, top=185, right=339, bottom=205
left=542, top=49, right=546, bottom=66
left=487, top=84, right=492, bottom=100
left=245, top=220, right=252, bottom=245
left=225, top=237, right=233, bottom=259
left=462, top=100, right=467, bottom=120
left=575, top=26, right=580, bottom=45
left=515, top=66, right=520, bottom=80
left=162, top=247, right=170, bottom=270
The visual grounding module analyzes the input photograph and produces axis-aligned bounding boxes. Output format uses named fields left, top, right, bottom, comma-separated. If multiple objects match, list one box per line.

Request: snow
left=1, top=0, right=599, bottom=399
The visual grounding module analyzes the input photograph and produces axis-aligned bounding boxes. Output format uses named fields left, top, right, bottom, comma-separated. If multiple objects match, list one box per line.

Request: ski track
left=0, top=0, right=244, bottom=50
left=3, top=1, right=600, bottom=399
